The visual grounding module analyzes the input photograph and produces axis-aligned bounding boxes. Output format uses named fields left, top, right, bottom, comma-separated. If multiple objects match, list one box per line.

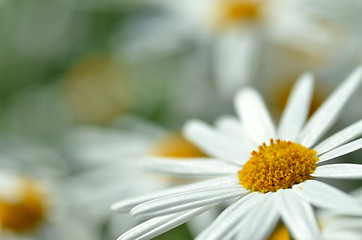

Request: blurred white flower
left=112, top=68, right=362, bottom=240
left=0, top=139, right=96, bottom=240
left=318, top=187, right=362, bottom=240
left=269, top=187, right=362, bottom=240
left=63, top=116, right=216, bottom=239
left=61, top=53, right=133, bottom=125
left=115, top=0, right=361, bottom=98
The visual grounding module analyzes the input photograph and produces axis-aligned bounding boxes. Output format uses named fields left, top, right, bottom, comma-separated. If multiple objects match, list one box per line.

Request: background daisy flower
left=112, top=67, right=362, bottom=240
left=318, top=187, right=362, bottom=240
left=0, top=140, right=97, bottom=240
left=115, top=0, right=362, bottom=98
left=63, top=116, right=216, bottom=239
left=268, top=186, right=362, bottom=239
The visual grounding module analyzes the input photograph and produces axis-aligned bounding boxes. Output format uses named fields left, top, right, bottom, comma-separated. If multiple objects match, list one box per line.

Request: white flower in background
left=0, top=172, right=96, bottom=240
left=64, top=116, right=216, bottom=239
left=0, top=172, right=48, bottom=237
left=112, top=67, right=362, bottom=240
left=63, top=117, right=169, bottom=224
left=116, top=0, right=361, bottom=98
left=61, top=53, right=133, bottom=125
left=268, top=187, right=362, bottom=240
left=0, top=140, right=96, bottom=240
left=318, top=187, right=362, bottom=240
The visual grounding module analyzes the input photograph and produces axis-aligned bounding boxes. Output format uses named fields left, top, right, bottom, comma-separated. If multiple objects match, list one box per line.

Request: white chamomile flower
left=317, top=187, right=362, bottom=240
left=0, top=171, right=96, bottom=240
left=0, top=140, right=97, bottom=240
left=268, top=187, right=362, bottom=240
left=63, top=116, right=215, bottom=239
left=112, top=67, right=362, bottom=240
left=118, top=0, right=361, bottom=98
left=0, top=171, right=48, bottom=238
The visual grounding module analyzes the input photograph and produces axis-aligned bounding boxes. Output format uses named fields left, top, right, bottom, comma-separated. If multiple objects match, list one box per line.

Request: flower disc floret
left=212, top=0, right=260, bottom=28
left=0, top=179, right=46, bottom=233
left=223, top=0, right=259, bottom=21
left=239, top=139, right=318, bottom=193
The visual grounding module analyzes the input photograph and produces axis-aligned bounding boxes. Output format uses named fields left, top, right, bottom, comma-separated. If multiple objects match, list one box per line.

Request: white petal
left=318, top=138, right=362, bottom=163
left=131, top=186, right=247, bottom=219
left=187, top=207, right=220, bottom=236
left=196, top=192, right=264, bottom=240
left=183, top=120, right=247, bottom=165
left=141, top=157, right=239, bottom=178
left=323, top=217, right=362, bottom=231
left=277, top=73, right=314, bottom=141
left=298, top=67, right=362, bottom=148
left=278, top=189, right=322, bottom=240
left=214, top=28, right=259, bottom=98
left=235, top=88, right=276, bottom=144
left=323, top=230, right=362, bottom=240
left=314, top=120, right=362, bottom=155
left=215, top=115, right=257, bottom=156
left=111, top=176, right=238, bottom=212
left=312, top=164, right=362, bottom=179
left=118, top=206, right=212, bottom=240
left=236, top=194, right=280, bottom=240
left=293, top=180, right=362, bottom=216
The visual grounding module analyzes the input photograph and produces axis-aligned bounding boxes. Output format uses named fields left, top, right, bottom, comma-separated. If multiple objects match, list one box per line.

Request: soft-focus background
left=0, top=0, right=361, bottom=239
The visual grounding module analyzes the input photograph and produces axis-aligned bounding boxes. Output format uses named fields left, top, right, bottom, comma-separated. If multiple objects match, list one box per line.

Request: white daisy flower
left=117, top=0, right=361, bottom=98
left=0, top=171, right=97, bottom=240
left=112, top=67, right=362, bottom=240
left=63, top=116, right=216, bottom=239
left=319, top=187, right=362, bottom=240
left=0, top=139, right=97, bottom=240
left=268, top=187, right=362, bottom=240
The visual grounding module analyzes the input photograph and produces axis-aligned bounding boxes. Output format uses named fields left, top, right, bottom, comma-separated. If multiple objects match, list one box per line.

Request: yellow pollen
left=0, top=179, right=46, bottom=233
left=268, top=223, right=290, bottom=240
left=225, top=1, right=259, bottom=19
left=268, top=221, right=324, bottom=240
left=212, top=0, right=260, bottom=28
left=150, top=133, right=207, bottom=158
left=239, top=139, right=318, bottom=193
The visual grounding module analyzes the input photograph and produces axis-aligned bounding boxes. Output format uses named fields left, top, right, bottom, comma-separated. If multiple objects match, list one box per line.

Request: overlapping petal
left=196, top=193, right=264, bottom=240
left=293, top=180, right=362, bottom=215
left=140, top=157, right=239, bottom=177
left=118, top=206, right=213, bottom=240
left=278, top=72, right=314, bottom=141
left=111, top=176, right=238, bottom=212
left=314, top=119, right=362, bottom=155
left=235, top=194, right=280, bottom=240
left=312, top=164, right=362, bottom=179
left=235, top=87, right=276, bottom=144
left=318, top=138, right=362, bottom=163
left=278, top=190, right=322, bottom=240
left=183, top=120, right=249, bottom=165
left=298, top=67, right=362, bottom=148
left=130, top=186, right=247, bottom=219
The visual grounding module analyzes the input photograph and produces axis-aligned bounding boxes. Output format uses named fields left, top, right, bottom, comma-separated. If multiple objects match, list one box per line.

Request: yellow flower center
left=62, top=53, right=132, bottom=124
left=268, top=223, right=290, bottom=240
left=225, top=1, right=259, bottom=20
left=239, top=139, right=318, bottom=193
left=150, top=133, right=207, bottom=158
left=268, top=221, right=325, bottom=239
left=212, top=0, right=260, bottom=28
left=0, top=180, right=46, bottom=233
left=270, top=77, right=328, bottom=119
